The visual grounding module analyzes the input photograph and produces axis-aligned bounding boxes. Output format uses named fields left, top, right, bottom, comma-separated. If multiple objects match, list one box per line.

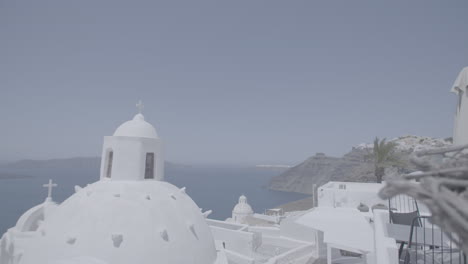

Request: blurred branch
left=415, top=144, right=468, bottom=156
left=379, top=144, right=468, bottom=254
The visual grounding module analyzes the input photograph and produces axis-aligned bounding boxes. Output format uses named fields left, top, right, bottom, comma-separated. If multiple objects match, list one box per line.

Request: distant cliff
left=3, top=157, right=101, bottom=170
left=0, top=173, right=32, bottom=180
left=269, top=136, right=451, bottom=194
left=1, top=157, right=180, bottom=172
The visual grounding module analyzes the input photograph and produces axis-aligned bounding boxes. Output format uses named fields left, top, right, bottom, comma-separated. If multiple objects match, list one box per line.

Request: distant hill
left=0, top=173, right=32, bottom=180
left=1, top=157, right=181, bottom=172
left=3, top=157, right=101, bottom=170
left=269, top=135, right=451, bottom=194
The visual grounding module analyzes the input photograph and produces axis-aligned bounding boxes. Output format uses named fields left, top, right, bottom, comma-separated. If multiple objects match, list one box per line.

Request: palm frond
left=371, top=138, right=400, bottom=166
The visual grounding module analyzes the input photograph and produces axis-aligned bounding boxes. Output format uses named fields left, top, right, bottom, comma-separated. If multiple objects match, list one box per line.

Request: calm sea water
left=0, top=166, right=308, bottom=234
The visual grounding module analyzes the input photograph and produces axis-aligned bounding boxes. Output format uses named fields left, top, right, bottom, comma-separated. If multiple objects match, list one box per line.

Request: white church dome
left=113, top=113, right=158, bottom=139
left=232, top=195, right=254, bottom=215
left=18, top=181, right=218, bottom=264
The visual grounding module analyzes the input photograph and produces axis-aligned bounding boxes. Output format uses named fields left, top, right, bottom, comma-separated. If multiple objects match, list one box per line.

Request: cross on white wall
left=136, top=100, right=144, bottom=114
left=43, top=179, right=58, bottom=199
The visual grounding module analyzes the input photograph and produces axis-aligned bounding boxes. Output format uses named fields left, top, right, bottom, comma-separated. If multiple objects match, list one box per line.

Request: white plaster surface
left=295, top=207, right=374, bottom=253
left=113, top=113, right=158, bottom=139
left=6, top=180, right=218, bottom=264
left=100, top=113, right=164, bottom=181
left=318, top=181, right=386, bottom=209
left=452, top=67, right=468, bottom=145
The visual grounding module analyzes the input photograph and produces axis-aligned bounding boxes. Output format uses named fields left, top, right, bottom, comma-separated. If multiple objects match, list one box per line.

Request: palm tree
left=368, top=138, right=402, bottom=183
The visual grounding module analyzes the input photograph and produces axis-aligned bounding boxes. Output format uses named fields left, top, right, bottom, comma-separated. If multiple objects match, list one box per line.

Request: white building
left=100, top=111, right=164, bottom=181
left=317, top=181, right=386, bottom=208
left=452, top=67, right=468, bottom=145
left=2, top=91, right=462, bottom=264
left=0, top=110, right=422, bottom=264
left=0, top=105, right=228, bottom=264
left=232, top=195, right=254, bottom=224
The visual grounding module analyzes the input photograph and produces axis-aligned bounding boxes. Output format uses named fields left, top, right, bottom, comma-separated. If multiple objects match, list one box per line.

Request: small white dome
left=113, top=114, right=158, bottom=139
left=233, top=195, right=253, bottom=215
left=18, top=181, right=218, bottom=264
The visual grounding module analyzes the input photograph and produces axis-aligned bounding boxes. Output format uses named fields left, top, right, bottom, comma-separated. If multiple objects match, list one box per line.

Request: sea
left=0, top=165, right=308, bottom=234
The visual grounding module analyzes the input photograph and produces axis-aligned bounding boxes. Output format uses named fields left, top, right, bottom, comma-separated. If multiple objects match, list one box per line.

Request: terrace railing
left=401, top=216, right=466, bottom=264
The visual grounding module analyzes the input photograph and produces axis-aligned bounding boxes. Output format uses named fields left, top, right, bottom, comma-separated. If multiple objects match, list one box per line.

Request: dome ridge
left=113, top=113, right=158, bottom=139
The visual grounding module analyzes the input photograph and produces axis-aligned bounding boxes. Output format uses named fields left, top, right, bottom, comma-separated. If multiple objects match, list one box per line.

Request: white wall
left=318, top=182, right=386, bottom=209
left=100, top=136, right=163, bottom=181
left=207, top=219, right=246, bottom=230
left=209, top=226, right=261, bottom=256
left=452, top=67, right=468, bottom=145
left=224, top=250, right=255, bottom=264
left=248, top=226, right=280, bottom=237
left=262, top=236, right=309, bottom=249
left=373, top=210, right=398, bottom=264
left=453, top=89, right=468, bottom=145
left=280, top=219, right=318, bottom=244
left=252, top=213, right=279, bottom=224
left=265, top=244, right=315, bottom=264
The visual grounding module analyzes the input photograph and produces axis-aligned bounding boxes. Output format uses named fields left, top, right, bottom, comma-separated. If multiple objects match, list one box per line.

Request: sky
left=1, top=0, right=467, bottom=165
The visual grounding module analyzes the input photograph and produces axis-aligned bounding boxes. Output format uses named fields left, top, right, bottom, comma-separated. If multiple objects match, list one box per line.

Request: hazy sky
left=1, top=0, right=467, bottom=165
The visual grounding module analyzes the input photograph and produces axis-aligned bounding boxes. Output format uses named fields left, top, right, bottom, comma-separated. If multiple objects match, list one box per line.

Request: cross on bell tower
left=43, top=179, right=58, bottom=202
left=136, top=100, right=144, bottom=114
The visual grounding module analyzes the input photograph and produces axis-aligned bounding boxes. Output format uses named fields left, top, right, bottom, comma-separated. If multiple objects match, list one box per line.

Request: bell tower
left=99, top=101, right=164, bottom=181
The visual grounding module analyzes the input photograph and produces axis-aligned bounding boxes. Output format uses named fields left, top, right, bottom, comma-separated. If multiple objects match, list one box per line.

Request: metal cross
left=43, top=179, right=58, bottom=199
left=136, top=100, right=144, bottom=114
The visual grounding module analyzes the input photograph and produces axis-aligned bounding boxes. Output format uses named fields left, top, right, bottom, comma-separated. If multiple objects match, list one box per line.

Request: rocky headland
left=269, top=135, right=451, bottom=195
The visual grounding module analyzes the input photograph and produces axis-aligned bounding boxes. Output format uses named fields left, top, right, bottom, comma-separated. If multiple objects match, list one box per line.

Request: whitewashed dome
left=18, top=181, right=218, bottom=264
left=113, top=113, right=158, bottom=139
left=233, top=195, right=253, bottom=215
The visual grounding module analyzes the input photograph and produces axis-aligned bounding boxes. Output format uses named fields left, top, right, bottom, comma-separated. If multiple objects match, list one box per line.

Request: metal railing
left=402, top=216, right=466, bottom=264
left=388, top=194, right=420, bottom=215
